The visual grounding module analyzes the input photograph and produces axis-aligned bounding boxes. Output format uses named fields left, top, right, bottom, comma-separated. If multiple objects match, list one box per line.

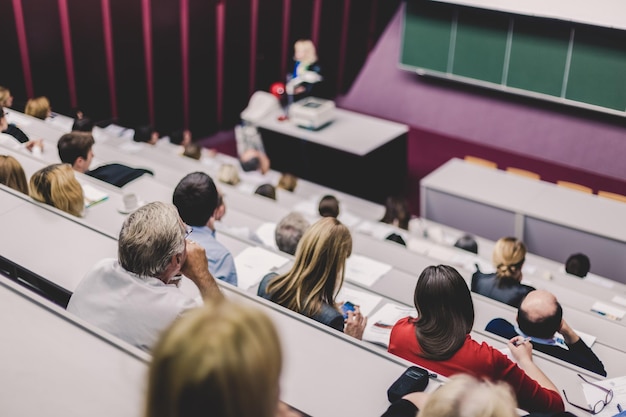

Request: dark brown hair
left=414, top=265, right=474, bottom=360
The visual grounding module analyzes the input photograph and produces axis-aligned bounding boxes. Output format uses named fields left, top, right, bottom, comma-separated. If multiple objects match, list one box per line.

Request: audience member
left=145, top=301, right=300, bottom=417
left=134, top=124, right=159, bottom=144
left=486, top=289, right=606, bottom=376
left=169, top=129, right=192, bottom=147
left=58, top=132, right=152, bottom=187
left=380, top=196, right=410, bottom=230
left=275, top=212, right=310, bottom=255
left=1, top=108, right=44, bottom=152
left=277, top=173, right=298, bottom=192
left=255, top=183, right=277, bottom=200
left=318, top=194, right=339, bottom=218
left=218, top=163, right=241, bottom=185
left=71, top=117, right=95, bottom=132
left=382, top=374, right=575, bottom=417
left=0, top=86, right=14, bottom=107
left=182, top=143, right=201, bottom=160
left=235, top=120, right=271, bottom=174
left=565, top=253, right=590, bottom=278
left=388, top=265, right=564, bottom=413
left=258, top=217, right=367, bottom=339
left=24, top=96, right=51, bottom=120
left=454, top=234, right=478, bottom=254
left=29, top=163, right=84, bottom=217
left=471, top=237, right=535, bottom=308
left=0, top=154, right=29, bottom=194
left=173, top=172, right=238, bottom=286
left=67, top=202, right=223, bottom=351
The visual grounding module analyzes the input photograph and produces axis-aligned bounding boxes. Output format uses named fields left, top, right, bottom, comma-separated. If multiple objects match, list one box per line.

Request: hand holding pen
left=508, top=336, right=534, bottom=365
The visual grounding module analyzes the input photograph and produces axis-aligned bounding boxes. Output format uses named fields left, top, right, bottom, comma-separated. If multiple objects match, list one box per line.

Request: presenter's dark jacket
left=486, top=318, right=606, bottom=376
left=471, top=267, right=535, bottom=308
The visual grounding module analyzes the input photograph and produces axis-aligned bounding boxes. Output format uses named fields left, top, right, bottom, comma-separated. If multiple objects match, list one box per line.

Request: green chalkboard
left=401, top=0, right=626, bottom=116
left=401, top=1, right=452, bottom=72
left=507, top=18, right=570, bottom=97
left=452, top=9, right=509, bottom=84
left=566, top=26, right=626, bottom=111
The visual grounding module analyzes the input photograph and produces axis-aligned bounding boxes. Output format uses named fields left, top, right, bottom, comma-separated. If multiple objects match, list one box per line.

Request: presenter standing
left=287, top=39, right=322, bottom=103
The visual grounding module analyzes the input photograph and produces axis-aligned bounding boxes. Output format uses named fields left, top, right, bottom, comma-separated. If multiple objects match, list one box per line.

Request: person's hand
left=25, top=138, right=44, bottom=153
left=180, top=240, right=211, bottom=284
left=507, top=335, right=533, bottom=365
left=275, top=401, right=302, bottom=417
left=344, top=306, right=367, bottom=340
left=558, top=319, right=579, bottom=344
left=402, top=391, right=429, bottom=409
left=294, top=86, right=306, bottom=94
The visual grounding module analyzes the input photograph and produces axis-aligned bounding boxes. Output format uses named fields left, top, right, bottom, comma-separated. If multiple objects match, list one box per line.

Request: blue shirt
left=190, top=226, right=238, bottom=286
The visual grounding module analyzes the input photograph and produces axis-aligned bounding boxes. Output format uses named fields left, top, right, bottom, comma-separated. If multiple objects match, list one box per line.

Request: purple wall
left=340, top=5, right=626, bottom=186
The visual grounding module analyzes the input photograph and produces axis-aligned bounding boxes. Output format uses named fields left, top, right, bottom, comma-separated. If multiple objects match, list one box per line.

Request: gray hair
left=118, top=202, right=186, bottom=277
left=275, top=212, right=310, bottom=255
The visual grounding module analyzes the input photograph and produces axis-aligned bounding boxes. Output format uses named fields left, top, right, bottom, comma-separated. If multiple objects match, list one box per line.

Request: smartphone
left=341, top=301, right=356, bottom=319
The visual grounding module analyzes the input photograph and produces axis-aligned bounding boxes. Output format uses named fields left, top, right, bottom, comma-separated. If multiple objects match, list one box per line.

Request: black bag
left=86, top=164, right=153, bottom=187
left=387, top=366, right=430, bottom=403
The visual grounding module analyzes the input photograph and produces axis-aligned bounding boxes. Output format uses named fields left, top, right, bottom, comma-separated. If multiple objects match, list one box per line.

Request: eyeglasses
left=563, top=374, right=614, bottom=414
left=184, top=226, right=193, bottom=239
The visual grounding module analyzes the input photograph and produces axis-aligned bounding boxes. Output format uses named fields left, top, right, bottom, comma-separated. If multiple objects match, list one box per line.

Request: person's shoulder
left=257, top=272, right=278, bottom=296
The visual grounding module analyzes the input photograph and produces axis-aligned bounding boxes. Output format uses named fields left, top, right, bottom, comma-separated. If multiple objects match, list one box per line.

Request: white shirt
left=67, top=258, right=201, bottom=351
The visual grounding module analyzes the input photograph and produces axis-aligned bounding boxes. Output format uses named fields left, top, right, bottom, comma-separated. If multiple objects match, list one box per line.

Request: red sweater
left=388, top=317, right=564, bottom=413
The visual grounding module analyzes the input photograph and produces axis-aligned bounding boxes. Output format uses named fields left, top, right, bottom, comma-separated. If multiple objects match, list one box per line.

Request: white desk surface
left=421, top=158, right=626, bottom=243
left=257, top=108, right=409, bottom=156
left=0, top=277, right=149, bottom=417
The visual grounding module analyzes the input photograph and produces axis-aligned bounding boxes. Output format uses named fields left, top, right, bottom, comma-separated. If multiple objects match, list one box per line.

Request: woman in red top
left=388, top=265, right=564, bottom=414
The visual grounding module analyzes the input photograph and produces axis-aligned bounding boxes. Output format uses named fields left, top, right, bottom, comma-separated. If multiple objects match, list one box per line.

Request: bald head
left=517, top=290, right=563, bottom=339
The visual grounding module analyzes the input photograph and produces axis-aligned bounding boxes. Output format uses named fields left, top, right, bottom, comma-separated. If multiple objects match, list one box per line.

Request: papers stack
left=362, top=302, right=417, bottom=348
left=234, top=247, right=289, bottom=290
left=345, top=254, right=392, bottom=287
left=82, top=183, right=109, bottom=208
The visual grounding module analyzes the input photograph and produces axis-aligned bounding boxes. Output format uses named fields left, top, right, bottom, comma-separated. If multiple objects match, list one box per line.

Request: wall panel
left=0, top=0, right=27, bottom=108
left=67, top=0, right=110, bottom=121
left=22, top=0, right=70, bottom=113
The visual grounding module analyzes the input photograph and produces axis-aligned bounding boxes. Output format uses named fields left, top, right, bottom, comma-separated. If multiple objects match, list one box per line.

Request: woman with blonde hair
left=29, top=163, right=84, bottom=217
left=471, top=236, right=535, bottom=307
left=24, top=96, right=51, bottom=120
left=388, top=265, right=563, bottom=414
left=258, top=217, right=367, bottom=339
left=0, top=86, right=14, bottom=107
left=0, top=155, right=29, bottom=194
left=145, top=301, right=294, bottom=417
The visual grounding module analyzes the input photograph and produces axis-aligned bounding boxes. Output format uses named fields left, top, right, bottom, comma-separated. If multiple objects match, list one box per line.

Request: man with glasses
left=67, top=202, right=223, bottom=351
left=486, top=290, right=606, bottom=376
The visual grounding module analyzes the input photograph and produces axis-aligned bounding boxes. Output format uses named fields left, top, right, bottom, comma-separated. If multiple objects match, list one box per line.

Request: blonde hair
left=145, top=301, right=282, bottom=417
left=267, top=217, right=352, bottom=317
left=277, top=173, right=298, bottom=192
left=24, top=96, right=51, bottom=120
left=492, top=237, right=526, bottom=280
left=217, top=163, right=240, bottom=185
left=0, top=155, right=29, bottom=195
left=420, top=374, right=517, bottom=417
left=29, top=163, right=84, bottom=217
left=294, top=39, right=318, bottom=67
left=0, top=86, right=12, bottom=107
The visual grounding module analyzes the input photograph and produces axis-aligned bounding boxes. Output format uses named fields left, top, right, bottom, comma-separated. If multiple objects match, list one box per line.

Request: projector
left=288, top=97, right=335, bottom=130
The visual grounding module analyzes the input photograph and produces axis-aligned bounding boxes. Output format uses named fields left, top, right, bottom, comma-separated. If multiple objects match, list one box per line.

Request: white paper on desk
left=406, top=238, right=430, bottom=255
left=234, top=247, right=289, bottom=290
left=582, top=375, right=626, bottom=417
left=6, top=112, right=32, bottom=127
left=552, top=329, right=596, bottom=348
left=362, top=303, right=416, bottom=348
left=255, top=222, right=278, bottom=249
left=335, top=287, right=382, bottom=317
left=427, top=245, right=478, bottom=271
left=118, top=142, right=143, bottom=153
left=591, top=301, right=625, bottom=321
left=81, top=183, right=109, bottom=208
left=235, top=182, right=256, bottom=194
left=586, top=273, right=615, bottom=289
left=611, top=296, right=626, bottom=308
left=345, top=254, right=392, bottom=287
left=292, top=199, right=318, bottom=217
left=338, top=211, right=362, bottom=228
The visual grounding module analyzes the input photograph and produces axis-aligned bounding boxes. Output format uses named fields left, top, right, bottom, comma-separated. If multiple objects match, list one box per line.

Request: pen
left=513, top=337, right=531, bottom=346
left=618, top=404, right=623, bottom=413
